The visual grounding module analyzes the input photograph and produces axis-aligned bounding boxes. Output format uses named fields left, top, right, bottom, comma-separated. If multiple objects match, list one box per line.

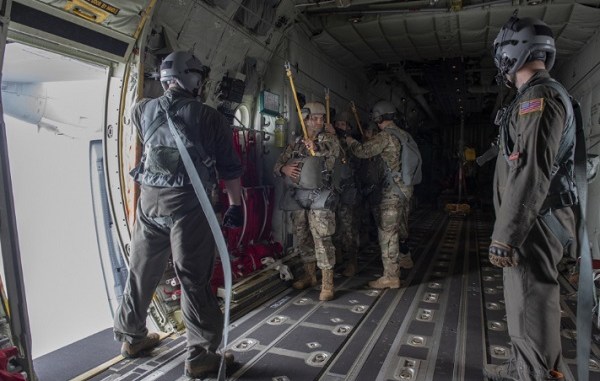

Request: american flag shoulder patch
left=519, top=98, right=544, bottom=115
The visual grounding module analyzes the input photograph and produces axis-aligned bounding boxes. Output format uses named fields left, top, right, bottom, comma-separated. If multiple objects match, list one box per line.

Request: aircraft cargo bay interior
left=1, top=0, right=600, bottom=380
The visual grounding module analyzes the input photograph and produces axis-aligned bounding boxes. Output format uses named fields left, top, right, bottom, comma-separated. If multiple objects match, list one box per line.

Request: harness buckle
left=559, top=191, right=576, bottom=207
left=202, top=157, right=216, bottom=167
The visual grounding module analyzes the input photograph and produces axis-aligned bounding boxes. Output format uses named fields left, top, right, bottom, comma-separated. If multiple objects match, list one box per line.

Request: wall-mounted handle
left=262, top=116, right=270, bottom=127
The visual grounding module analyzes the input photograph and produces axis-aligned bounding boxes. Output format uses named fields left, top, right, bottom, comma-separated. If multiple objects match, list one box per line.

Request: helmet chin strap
left=507, top=73, right=517, bottom=87
left=495, top=57, right=516, bottom=88
left=495, top=71, right=514, bottom=88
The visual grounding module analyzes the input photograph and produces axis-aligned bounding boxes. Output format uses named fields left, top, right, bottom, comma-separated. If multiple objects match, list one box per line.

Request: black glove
left=488, top=241, right=519, bottom=267
left=223, top=205, right=243, bottom=228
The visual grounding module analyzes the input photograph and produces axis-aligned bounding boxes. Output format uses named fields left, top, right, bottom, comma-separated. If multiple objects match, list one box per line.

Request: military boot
left=369, top=261, right=401, bottom=289
left=368, top=276, right=401, bottom=289
left=319, top=269, right=335, bottom=301
left=185, top=351, right=235, bottom=379
left=121, top=333, right=160, bottom=358
left=292, top=262, right=318, bottom=290
left=342, top=257, right=358, bottom=277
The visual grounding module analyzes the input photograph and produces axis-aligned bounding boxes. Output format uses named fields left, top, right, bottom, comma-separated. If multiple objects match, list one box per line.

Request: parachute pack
left=386, top=128, right=423, bottom=186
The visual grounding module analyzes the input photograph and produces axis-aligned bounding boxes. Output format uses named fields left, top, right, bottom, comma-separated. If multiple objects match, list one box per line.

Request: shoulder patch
left=519, top=98, right=544, bottom=115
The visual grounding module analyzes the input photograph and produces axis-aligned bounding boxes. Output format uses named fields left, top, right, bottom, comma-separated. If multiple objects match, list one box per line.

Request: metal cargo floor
left=50, top=209, right=600, bottom=381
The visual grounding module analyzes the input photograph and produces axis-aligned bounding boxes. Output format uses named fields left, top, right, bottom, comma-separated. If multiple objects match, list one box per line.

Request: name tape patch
left=519, top=98, right=544, bottom=115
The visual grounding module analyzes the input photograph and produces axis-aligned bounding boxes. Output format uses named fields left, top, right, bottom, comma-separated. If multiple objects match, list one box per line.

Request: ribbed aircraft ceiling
left=301, top=1, right=600, bottom=65
left=296, top=0, right=600, bottom=119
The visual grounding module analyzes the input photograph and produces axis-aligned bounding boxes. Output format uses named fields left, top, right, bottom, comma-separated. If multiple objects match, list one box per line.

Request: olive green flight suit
left=493, top=70, right=576, bottom=380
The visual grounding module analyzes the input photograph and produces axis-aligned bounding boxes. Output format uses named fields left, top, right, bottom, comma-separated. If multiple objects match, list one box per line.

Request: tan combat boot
left=121, top=333, right=160, bottom=358
left=292, top=261, right=318, bottom=290
left=342, top=257, right=358, bottom=277
left=368, top=276, right=401, bottom=289
left=319, top=269, right=335, bottom=301
left=369, top=260, right=401, bottom=289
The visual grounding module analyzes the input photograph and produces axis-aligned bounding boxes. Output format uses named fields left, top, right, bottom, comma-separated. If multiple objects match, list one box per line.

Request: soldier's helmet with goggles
left=371, top=100, right=397, bottom=123
left=493, top=15, right=556, bottom=78
left=160, top=51, right=209, bottom=96
left=301, top=102, right=327, bottom=120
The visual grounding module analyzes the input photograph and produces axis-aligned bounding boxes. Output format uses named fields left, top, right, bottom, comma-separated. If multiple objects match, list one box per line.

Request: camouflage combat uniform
left=334, top=136, right=360, bottom=273
left=355, top=132, right=384, bottom=249
left=274, top=132, right=341, bottom=270
left=347, top=122, right=412, bottom=279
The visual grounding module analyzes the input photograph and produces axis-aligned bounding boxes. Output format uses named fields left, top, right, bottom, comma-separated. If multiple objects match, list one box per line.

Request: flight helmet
left=371, top=100, right=397, bottom=123
left=493, top=15, right=556, bottom=78
left=301, top=102, right=327, bottom=119
left=160, top=51, right=209, bottom=96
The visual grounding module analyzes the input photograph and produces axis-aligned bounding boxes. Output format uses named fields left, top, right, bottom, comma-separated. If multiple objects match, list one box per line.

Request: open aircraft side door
left=8, top=0, right=155, bottom=63
left=0, top=1, right=36, bottom=379
left=6, top=0, right=156, bottom=271
left=0, top=1, right=156, bottom=378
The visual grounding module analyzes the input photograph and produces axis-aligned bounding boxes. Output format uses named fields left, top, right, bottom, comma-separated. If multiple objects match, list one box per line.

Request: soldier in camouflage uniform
left=326, top=111, right=360, bottom=276
left=345, top=101, right=413, bottom=289
left=274, top=101, right=341, bottom=301
left=356, top=123, right=383, bottom=248
left=484, top=15, right=575, bottom=381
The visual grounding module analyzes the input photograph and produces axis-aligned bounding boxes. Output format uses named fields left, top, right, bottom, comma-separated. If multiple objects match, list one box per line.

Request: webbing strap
left=541, top=81, right=593, bottom=381
left=573, top=101, right=593, bottom=381
left=158, top=97, right=215, bottom=168
left=164, top=105, right=232, bottom=381
left=539, top=210, right=573, bottom=248
left=542, top=80, right=575, bottom=176
left=144, top=96, right=190, bottom=142
left=143, top=113, right=166, bottom=142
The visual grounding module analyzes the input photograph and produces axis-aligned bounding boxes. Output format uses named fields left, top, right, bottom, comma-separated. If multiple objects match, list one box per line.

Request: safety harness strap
left=573, top=100, right=593, bottom=381
left=540, top=191, right=577, bottom=212
left=539, top=210, right=573, bottom=248
left=142, top=113, right=166, bottom=142
left=144, top=97, right=191, bottom=142
left=540, top=80, right=593, bottom=381
left=160, top=98, right=232, bottom=381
